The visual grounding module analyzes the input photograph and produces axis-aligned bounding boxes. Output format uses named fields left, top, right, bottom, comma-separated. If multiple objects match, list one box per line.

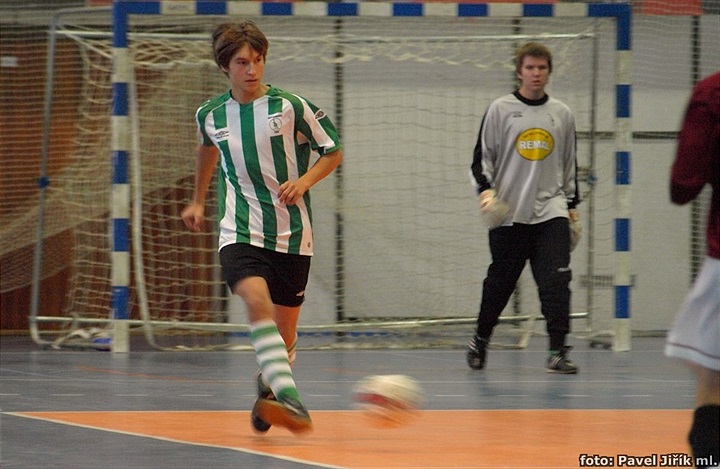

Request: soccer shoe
left=250, top=372, right=274, bottom=433
left=547, top=346, right=579, bottom=374
left=467, top=336, right=488, bottom=370
left=252, top=395, right=313, bottom=434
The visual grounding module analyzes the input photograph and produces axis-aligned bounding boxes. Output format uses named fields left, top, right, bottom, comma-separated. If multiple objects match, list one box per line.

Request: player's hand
left=569, top=209, right=582, bottom=252
left=278, top=180, right=309, bottom=206
left=478, top=189, right=509, bottom=229
left=181, top=202, right=205, bottom=232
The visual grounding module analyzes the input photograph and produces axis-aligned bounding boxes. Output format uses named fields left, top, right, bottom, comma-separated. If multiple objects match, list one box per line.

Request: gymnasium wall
left=1, top=2, right=719, bottom=335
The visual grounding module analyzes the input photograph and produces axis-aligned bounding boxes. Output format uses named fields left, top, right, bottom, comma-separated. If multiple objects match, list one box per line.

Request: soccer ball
left=353, top=374, right=423, bottom=428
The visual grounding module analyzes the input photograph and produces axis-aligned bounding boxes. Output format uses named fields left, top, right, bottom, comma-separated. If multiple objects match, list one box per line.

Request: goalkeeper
left=467, top=42, right=581, bottom=374
left=181, top=21, right=343, bottom=435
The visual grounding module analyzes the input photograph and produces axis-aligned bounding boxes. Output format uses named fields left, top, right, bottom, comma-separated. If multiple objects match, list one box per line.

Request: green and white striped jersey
left=196, top=86, right=341, bottom=256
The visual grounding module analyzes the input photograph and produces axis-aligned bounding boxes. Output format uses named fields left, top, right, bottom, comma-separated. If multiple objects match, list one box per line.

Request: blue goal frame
left=110, top=1, right=632, bottom=352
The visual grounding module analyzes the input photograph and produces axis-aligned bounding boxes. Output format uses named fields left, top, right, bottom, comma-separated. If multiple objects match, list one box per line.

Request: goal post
left=30, top=1, right=632, bottom=352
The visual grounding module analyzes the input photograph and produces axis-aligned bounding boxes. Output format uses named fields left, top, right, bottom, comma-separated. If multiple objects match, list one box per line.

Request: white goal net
left=31, top=7, right=621, bottom=350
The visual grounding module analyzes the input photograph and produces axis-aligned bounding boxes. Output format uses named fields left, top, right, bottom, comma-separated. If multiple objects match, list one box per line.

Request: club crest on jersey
left=314, top=109, right=326, bottom=120
left=268, top=115, right=283, bottom=134
left=214, top=129, right=230, bottom=141
left=515, top=128, right=554, bottom=161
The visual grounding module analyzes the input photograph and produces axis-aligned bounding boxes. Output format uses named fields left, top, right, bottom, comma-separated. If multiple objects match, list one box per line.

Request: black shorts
left=219, top=243, right=311, bottom=307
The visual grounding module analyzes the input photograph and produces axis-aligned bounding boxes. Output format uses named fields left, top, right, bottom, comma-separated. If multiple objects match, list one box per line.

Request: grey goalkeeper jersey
left=470, top=91, right=580, bottom=225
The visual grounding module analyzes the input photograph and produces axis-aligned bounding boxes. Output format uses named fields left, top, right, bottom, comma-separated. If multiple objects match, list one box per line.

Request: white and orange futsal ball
left=353, top=374, right=423, bottom=428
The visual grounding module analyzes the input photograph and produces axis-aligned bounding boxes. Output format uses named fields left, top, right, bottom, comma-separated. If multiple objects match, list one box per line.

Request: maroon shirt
left=670, top=71, right=720, bottom=260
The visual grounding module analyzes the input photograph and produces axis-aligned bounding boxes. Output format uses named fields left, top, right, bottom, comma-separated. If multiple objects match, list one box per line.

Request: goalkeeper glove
left=569, top=209, right=582, bottom=252
left=478, top=189, right=509, bottom=229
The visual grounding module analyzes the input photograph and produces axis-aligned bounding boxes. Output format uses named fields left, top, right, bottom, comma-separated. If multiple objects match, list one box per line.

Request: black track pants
left=475, top=217, right=572, bottom=351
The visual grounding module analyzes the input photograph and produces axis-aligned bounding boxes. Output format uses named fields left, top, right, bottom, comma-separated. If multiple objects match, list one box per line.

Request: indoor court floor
left=0, top=334, right=698, bottom=469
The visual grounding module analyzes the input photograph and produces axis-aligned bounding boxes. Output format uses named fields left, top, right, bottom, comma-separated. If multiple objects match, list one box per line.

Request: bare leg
left=693, top=364, right=720, bottom=408
left=274, top=304, right=300, bottom=365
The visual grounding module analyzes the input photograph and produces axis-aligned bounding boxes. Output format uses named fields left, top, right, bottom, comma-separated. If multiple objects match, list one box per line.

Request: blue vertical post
left=610, top=4, right=633, bottom=352
left=110, top=0, right=132, bottom=352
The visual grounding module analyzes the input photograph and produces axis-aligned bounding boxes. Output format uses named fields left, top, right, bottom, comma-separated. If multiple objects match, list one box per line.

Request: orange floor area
left=17, top=409, right=692, bottom=468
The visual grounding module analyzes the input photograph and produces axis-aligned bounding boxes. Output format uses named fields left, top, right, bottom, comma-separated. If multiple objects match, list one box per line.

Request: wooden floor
left=0, top=335, right=698, bottom=469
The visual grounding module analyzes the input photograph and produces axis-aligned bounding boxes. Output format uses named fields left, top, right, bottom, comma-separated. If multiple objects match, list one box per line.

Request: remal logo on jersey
left=516, top=128, right=554, bottom=161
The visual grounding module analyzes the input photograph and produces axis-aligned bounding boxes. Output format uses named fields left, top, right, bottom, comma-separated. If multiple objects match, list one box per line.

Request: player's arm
left=564, top=114, right=583, bottom=250
left=670, top=92, right=715, bottom=205
left=470, top=107, right=508, bottom=228
left=181, top=143, right=220, bottom=232
left=470, top=112, right=493, bottom=195
left=278, top=148, right=343, bottom=206
left=280, top=99, right=343, bottom=205
left=563, top=113, right=581, bottom=211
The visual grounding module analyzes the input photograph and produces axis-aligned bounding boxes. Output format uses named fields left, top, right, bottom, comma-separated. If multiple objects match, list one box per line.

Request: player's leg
left=252, top=305, right=300, bottom=430
left=529, top=218, right=576, bottom=374
left=468, top=225, right=529, bottom=370
left=219, top=244, right=311, bottom=434
left=236, top=277, right=312, bottom=433
left=689, top=365, right=720, bottom=469
left=251, top=309, right=299, bottom=433
left=274, top=305, right=300, bottom=365
left=250, top=250, right=313, bottom=433
left=266, top=250, right=309, bottom=376
left=667, top=257, right=720, bottom=467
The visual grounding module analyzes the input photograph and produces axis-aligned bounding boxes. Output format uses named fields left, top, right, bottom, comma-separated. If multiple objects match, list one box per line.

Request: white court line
left=4, top=412, right=344, bottom=469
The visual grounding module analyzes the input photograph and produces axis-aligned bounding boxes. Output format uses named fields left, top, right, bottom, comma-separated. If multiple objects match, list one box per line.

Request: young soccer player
left=467, top=42, right=581, bottom=374
left=665, top=71, right=719, bottom=468
left=181, top=21, right=343, bottom=434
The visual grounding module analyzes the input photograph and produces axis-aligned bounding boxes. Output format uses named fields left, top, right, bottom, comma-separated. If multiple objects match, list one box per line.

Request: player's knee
left=537, top=268, right=572, bottom=318
left=539, top=267, right=572, bottom=292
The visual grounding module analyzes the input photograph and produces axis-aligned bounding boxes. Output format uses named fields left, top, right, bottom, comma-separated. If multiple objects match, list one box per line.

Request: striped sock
left=250, top=320, right=301, bottom=403
left=258, top=333, right=299, bottom=389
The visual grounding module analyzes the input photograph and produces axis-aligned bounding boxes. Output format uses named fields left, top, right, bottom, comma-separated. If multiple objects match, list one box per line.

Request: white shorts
left=665, top=256, right=720, bottom=371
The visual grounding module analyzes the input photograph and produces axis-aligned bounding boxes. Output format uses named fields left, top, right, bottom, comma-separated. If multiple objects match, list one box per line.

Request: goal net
left=32, top=5, right=622, bottom=350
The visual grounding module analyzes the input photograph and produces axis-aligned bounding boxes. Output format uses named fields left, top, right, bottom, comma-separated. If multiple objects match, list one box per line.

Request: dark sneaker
left=252, top=395, right=313, bottom=434
left=547, top=346, right=579, bottom=374
left=467, top=336, right=488, bottom=370
left=251, top=372, right=274, bottom=433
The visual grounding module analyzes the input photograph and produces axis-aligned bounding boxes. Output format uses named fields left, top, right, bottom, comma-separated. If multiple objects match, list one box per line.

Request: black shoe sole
left=467, top=359, right=485, bottom=370
left=466, top=351, right=486, bottom=370
left=251, top=413, right=272, bottom=433
left=546, top=368, right=579, bottom=374
left=252, top=373, right=274, bottom=432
